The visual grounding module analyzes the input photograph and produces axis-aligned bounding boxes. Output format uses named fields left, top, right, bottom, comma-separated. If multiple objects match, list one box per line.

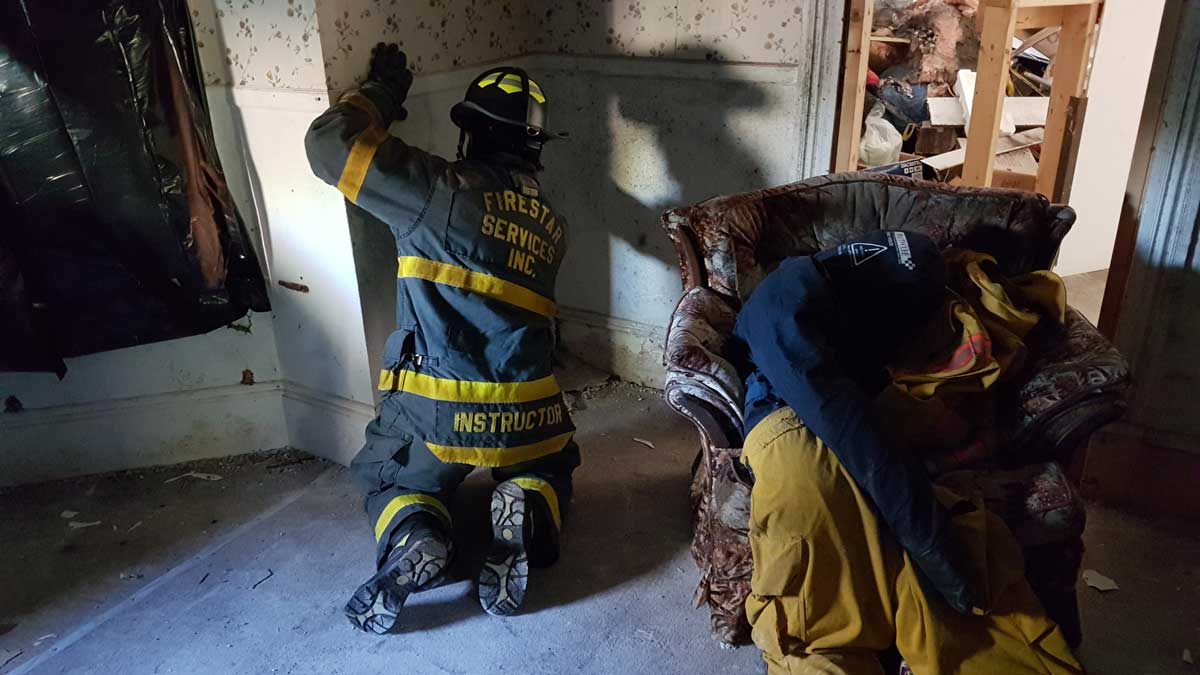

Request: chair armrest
left=1006, top=308, right=1131, bottom=464
left=663, top=287, right=745, bottom=448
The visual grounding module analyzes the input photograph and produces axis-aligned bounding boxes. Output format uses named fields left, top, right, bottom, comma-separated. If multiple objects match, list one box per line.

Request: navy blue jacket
left=733, top=252, right=976, bottom=614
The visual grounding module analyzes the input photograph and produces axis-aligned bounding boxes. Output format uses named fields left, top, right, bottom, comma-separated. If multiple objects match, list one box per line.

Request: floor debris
left=127, top=521, right=143, bottom=533
left=164, top=471, right=224, bottom=484
left=67, top=520, right=101, bottom=530
left=33, top=634, right=56, bottom=646
left=251, top=568, right=274, bottom=589
left=1082, top=569, right=1120, bottom=592
left=1184, top=648, right=1194, bottom=665
left=4, top=395, right=23, bottom=413
left=59, top=510, right=78, bottom=519
left=198, top=572, right=210, bottom=586
left=264, top=457, right=315, bottom=471
left=120, top=571, right=144, bottom=580
left=1, top=648, right=23, bottom=668
left=633, top=438, right=656, bottom=449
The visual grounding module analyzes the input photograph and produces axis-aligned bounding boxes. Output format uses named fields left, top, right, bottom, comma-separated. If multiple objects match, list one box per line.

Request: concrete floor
left=1063, top=269, right=1108, bottom=325
left=1, top=381, right=1197, bottom=675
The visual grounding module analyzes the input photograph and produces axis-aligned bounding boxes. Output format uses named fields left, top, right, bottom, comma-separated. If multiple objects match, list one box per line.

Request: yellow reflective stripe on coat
left=511, top=477, right=562, bottom=530
left=377, top=369, right=560, bottom=403
left=373, top=494, right=451, bottom=541
left=337, top=125, right=389, bottom=203
left=397, top=256, right=556, bottom=318
left=339, top=91, right=383, bottom=127
left=426, top=432, right=573, bottom=468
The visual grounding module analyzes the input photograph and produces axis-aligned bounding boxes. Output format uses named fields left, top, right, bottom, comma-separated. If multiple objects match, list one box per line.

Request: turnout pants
left=352, top=413, right=581, bottom=564
left=742, top=408, right=1081, bottom=675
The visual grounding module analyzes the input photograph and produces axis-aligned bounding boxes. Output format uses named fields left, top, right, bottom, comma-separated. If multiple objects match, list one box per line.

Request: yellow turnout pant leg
left=742, top=408, right=1082, bottom=675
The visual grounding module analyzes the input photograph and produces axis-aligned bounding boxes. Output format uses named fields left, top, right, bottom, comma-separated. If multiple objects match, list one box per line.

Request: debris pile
left=871, top=0, right=981, bottom=96
left=856, top=0, right=1057, bottom=190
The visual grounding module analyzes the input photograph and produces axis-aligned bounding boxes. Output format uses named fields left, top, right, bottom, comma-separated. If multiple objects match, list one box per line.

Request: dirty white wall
left=205, top=0, right=843, bottom=388
left=1056, top=0, right=1167, bottom=276
left=335, top=0, right=845, bottom=385
left=317, top=0, right=821, bottom=89
left=0, top=77, right=289, bottom=486
left=192, top=0, right=377, bottom=463
left=0, top=0, right=371, bottom=486
left=1, top=0, right=845, bottom=484
left=1113, top=0, right=1200, bottom=451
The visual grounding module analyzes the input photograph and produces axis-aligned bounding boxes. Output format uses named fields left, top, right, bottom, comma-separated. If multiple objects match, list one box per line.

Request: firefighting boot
left=344, top=511, right=450, bottom=634
left=477, top=479, right=560, bottom=616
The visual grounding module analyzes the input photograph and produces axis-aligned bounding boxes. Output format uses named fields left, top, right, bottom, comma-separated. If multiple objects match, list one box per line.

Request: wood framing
left=834, top=0, right=872, bottom=172
left=835, top=0, right=1101, bottom=195
left=1016, top=6, right=1067, bottom=28
left=963, top=0, right=1101, bottom=193
left=1034, top=2, right=1101, bottom=197
left=961, top=3, right=1019, bottom=186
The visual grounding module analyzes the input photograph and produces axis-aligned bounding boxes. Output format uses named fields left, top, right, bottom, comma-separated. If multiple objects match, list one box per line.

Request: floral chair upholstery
left=660, top=172, right=1130, bottom=646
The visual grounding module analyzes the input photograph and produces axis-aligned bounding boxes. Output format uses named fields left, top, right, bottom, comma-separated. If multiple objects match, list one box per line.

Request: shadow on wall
left=541, top=49, right=771, bottom=379
left=203, top=14, right=273, bottom=278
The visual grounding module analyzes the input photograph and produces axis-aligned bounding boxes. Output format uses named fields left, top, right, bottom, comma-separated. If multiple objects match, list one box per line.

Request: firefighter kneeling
left=305, top=43, right=579, bottom=633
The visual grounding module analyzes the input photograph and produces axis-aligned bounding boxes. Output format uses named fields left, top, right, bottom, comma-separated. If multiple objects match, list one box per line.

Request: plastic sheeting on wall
left=0, top=0, right=269, bottom=375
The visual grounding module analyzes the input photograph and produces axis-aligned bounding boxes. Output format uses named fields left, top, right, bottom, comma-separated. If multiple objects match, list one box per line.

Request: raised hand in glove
left=360, top=42, right=413, bottom=122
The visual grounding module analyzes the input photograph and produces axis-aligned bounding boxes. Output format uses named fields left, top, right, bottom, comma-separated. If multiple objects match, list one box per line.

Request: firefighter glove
left=362, top=42, right=413, bottom=122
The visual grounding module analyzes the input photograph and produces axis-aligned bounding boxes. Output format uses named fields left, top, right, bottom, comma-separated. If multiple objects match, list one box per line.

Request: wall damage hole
left=241, top=369, right=255, bottom=386
left=4, top=396, right=23, bottom=413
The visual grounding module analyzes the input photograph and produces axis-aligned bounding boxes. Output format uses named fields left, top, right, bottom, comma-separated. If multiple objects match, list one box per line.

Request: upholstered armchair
left=660, top=172, right=1130, bottom=646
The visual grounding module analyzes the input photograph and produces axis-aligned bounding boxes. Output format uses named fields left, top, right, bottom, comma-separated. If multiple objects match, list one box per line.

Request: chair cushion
left=663, top=287, right=744, bottom=446
left=662, top=172, right=1073, bottom=303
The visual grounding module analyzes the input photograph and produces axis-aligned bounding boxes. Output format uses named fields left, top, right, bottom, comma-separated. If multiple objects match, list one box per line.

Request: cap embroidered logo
left=849, top=242, right=889, bottom=266
left=888, top=231, right=916, bottom=270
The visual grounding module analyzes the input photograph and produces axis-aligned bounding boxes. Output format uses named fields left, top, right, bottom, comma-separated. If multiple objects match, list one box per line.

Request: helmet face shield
left=526, top=99, right=545, bottom=131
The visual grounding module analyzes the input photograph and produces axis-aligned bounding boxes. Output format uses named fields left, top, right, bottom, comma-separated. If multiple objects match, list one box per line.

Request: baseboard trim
left=0, top=381, right=284, bottom=430
left=0, top=380, right=377, bottom=486
left=0, top=382, right=289, bottom=487
left=1085, top=426, right=1200, bottom=518
left=280, top=380, right=376, bottom=466
left=280, top=379, right=376, bottom=419
left=557, top=306, right=666, bottom=389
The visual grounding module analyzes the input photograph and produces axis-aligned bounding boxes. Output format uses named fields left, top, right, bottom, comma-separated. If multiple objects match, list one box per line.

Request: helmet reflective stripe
left=476, top=73, right=546, bottom=103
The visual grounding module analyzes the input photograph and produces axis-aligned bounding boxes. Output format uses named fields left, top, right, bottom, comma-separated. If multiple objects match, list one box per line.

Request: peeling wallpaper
left=317, top=0, right=545, bottom=90
left=188, top=0, right=324, bottom=89
left=324, top=0, right=809, bottom=89
left=190, top=0, right=811, bottom=91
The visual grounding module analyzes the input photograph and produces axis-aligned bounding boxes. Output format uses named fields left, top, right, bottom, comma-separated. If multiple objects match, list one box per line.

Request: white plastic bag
left=859, top=102, right=902, bottom=167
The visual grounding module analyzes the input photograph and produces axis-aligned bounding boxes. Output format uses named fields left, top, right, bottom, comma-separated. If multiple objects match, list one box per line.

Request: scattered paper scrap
left=68, top=520, right=102, bottom=530
left=1081, top=569, right=1119, bottom=592
left=127, top=521, right=143, bottom=533
left=60, top=510, right=78, bottom=519
left=1, top=648, right=22, bottom=668
left=251, top=568, right=275, bottom=590
left=633, top=438, right=656, bottom=449
left=164, top=471, right=224, bottom=484
left=1184, top=649, right=1194, bottom=665
left=34, top=633, right=57, bottom=646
